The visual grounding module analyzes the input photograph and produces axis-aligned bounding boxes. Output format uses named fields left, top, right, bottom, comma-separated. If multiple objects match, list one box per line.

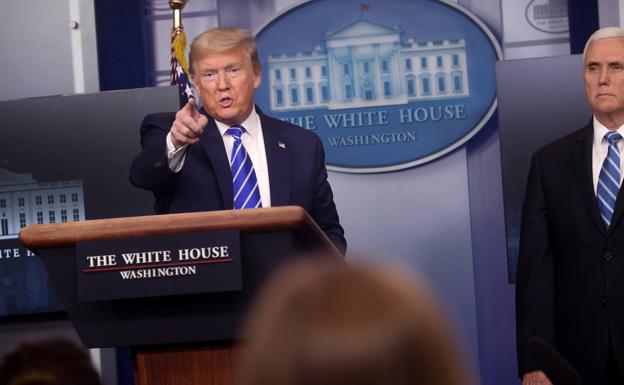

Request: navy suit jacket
left=516, top=122, right=624, bottom=384
left=129, top=107, right=346, bottom=255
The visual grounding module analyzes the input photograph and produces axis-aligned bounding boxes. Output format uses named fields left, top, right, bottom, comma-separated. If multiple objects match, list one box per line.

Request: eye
left=201, top=71, right=216, bottom=82
left=587, top=64, right=600, bottom=72
left=227, top=67, right=241, bottom=77
left=611, top=64, right=624, bottom=72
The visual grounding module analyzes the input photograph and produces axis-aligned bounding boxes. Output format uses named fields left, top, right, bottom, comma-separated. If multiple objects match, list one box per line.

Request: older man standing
left=129, top=27, right=346, bottom=254
left=516, top=27, right=624, bottom=385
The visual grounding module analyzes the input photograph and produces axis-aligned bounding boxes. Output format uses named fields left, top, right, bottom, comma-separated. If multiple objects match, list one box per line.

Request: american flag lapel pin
left=278, top=142, right=286, bottom=150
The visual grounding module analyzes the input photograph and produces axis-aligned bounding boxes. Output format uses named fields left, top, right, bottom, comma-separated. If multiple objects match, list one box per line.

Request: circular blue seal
left=255, top=0, right=502, bottom=173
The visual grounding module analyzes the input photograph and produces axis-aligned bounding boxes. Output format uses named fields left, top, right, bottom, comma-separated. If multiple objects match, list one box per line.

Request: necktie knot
left=605, top=131, right=622, bottom=145
left=227, top=125, right=245, bottom=141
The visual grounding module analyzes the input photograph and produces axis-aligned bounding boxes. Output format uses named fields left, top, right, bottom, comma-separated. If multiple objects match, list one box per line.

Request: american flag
left=170, top=26, right=194, bottom=106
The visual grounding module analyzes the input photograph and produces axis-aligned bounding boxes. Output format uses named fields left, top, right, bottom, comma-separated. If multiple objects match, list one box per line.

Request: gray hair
left=583, top=27, right=624, bottom=61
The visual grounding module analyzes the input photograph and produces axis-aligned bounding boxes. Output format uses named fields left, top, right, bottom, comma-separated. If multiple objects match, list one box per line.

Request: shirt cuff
left=166, top=132, right=188, bottom=173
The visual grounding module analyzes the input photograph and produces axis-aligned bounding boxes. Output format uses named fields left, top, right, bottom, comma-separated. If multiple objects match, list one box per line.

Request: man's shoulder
left=260, top=112, right=321, bottom=143
left=142, top=112, right=178, bottom=128
left=535, top=123, right=590, bottom=157
left=139, top=112, right=179, bottom=136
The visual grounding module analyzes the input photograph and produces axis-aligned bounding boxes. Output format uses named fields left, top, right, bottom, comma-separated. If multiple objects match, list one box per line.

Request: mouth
left=218, top=96, right=233, bottom=108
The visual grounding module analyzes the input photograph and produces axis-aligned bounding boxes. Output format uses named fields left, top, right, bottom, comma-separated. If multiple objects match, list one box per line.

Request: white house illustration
left=267, top=19, right=469, bottom=111
left=0, top=168, right=85, bottom=239
left=532, top=0, right=567, bottom=20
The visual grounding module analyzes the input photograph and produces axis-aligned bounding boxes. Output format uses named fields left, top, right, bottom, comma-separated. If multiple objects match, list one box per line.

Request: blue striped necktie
left=597, top=131, right=623, bottom=229
left=227, top=125, right=262, bottom=209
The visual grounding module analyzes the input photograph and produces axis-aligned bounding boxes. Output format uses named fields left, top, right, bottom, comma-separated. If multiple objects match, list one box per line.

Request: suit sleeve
left=515, top=152, right=556, bottom=377
left=309, top=135, right=347, bottom=255
left=128, top=113, right=179, bottom=213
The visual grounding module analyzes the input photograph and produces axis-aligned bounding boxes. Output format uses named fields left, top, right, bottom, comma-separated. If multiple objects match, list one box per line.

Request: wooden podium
left=19, top=206, right=340, bottom=385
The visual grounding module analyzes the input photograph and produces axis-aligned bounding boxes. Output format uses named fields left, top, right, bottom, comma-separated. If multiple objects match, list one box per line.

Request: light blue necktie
left=597, top=131, right=622, bottom=229
left=227, top=125, right=262, bottom=209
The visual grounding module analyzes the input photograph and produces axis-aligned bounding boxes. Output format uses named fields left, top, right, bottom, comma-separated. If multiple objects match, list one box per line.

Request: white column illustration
left=373, top=44, right=384, bottom=98
left=327, top=47, right=339, bottom=102
left=394, top=42, right=404, bottom=96
left=350, top=46, right=361, bottom=101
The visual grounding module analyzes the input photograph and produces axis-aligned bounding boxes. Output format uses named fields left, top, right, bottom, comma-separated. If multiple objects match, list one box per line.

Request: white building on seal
left=267, top=19, right=469, bottom=111
left=0, top=168, right=85, bottom=239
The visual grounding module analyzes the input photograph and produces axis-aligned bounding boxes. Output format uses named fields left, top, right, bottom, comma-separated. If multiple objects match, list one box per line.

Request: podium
left=19, top=206, right=341, bottom=385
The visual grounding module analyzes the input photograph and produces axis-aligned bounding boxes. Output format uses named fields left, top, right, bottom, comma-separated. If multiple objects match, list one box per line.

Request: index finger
left=182, top=98, right=196, bottom=112
left=189, top=97, right=204, bottom=120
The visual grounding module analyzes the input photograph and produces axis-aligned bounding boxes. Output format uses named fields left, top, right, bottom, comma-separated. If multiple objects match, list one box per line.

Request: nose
left=216, top=71, right=229, bottom=91
left=599, top=67, right=610, bottom=85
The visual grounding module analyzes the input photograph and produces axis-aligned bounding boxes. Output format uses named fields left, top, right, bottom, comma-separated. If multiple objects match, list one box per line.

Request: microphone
left=528, top=337, right=582, bottom=385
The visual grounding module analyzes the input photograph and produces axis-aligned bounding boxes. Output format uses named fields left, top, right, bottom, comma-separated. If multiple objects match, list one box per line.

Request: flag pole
left=169, top=0, right=193, bottom=106
left=169, top=0, right=188, bottom=29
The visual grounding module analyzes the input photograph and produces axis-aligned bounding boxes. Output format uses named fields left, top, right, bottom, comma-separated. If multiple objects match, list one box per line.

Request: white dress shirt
left=165, top=106, right=272, bottom=207
left=592, top=116, right=624, bottom=194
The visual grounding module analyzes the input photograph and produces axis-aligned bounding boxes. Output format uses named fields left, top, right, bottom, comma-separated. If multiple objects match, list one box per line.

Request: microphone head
left=528, top=337, right=582, bottom=385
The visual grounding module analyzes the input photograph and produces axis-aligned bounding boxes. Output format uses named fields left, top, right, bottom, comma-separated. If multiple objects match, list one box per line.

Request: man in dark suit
left=129, top=27, right=346, bottom=254
left=516, top=27, right=624, bottom=385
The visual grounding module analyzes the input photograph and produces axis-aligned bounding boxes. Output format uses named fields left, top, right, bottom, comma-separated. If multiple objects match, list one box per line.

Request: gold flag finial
left=169, top=0, right=189, bottom=29
left=169, top=0, right=190, bottom=80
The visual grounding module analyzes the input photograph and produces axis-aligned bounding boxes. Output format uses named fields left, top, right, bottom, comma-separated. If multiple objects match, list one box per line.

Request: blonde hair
left=237, top=259, right=471, bottom=385
left=189, top=27, right=261, bottom=74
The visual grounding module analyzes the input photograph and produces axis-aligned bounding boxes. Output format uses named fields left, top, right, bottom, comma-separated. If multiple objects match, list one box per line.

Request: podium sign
left=19, top=207, right=340, bottom=349
left=76, top=230, right=241, bottom=301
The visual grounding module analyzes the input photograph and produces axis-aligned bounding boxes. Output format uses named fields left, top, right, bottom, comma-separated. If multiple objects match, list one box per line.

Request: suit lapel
left=199, top=112, right=233, bottom=209
left=260, top=111, right=291, bottom=206
left=572, top=122, right=605, bottom=234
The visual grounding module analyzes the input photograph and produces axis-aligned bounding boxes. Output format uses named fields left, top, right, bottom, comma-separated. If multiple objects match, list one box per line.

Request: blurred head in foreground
left=237, top=259, right=470, bottom=385
left=0, top=338, right=101, bottom=385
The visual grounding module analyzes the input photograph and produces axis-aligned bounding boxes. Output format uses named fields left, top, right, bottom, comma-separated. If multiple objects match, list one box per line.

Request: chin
left=220, top=114, right=238, bottom=122
left=593, top=103, right=618, bottom=111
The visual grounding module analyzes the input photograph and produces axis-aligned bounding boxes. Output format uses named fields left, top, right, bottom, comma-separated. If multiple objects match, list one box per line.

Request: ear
left=253, top=70, right=262, bottom=89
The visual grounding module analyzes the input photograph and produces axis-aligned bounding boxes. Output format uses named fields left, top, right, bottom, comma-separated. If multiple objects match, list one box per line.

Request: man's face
left=584, top=37, right=624, bottom=122
left=192, top=49, right=261, bottom=126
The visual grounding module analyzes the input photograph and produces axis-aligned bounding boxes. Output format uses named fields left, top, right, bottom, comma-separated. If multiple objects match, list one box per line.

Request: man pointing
left=130, top=27, right=346, bottom=254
